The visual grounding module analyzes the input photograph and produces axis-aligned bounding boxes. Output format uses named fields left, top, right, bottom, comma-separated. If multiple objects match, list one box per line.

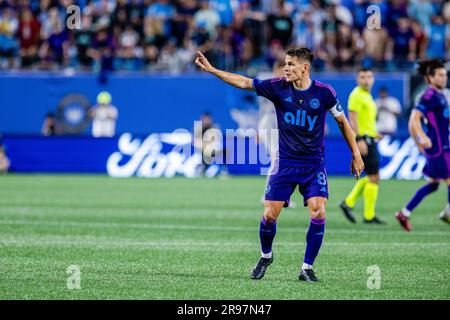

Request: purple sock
left=259, top=217, right=276, bottom=254
left=304, top=218, right=325, bottom=266
left=406, top=183, right=439, bottom=212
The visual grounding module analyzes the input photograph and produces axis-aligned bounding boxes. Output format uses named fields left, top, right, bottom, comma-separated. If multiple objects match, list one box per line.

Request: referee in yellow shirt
left=339, top=68, right=386, bottom=224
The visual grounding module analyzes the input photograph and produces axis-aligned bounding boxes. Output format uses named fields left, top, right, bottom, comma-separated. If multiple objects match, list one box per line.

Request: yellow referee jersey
left=347, top=86, right=377, bottom=138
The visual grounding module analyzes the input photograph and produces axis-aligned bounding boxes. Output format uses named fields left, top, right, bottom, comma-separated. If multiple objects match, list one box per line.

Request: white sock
left=302, top=263, right=313, bottom=270
left=261, top=251, right=272, bottom=259
left=402, top=207, right=411, bottom=217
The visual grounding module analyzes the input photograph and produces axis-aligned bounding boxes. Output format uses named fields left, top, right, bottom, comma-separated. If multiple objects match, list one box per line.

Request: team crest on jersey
left=298, top=99, right=303, bottom=104
left=309, top=98, right=320, bottom=109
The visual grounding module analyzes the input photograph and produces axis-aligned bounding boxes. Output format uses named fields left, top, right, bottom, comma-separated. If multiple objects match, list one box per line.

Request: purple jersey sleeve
left=253, top=77, right=284, bottom=102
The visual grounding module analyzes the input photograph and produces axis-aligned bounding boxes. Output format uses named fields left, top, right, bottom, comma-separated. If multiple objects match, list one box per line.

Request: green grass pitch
left=0, top=174, right=449, bottom=299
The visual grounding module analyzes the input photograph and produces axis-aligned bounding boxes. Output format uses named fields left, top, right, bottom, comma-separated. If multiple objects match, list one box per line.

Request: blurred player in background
left=339, top=68, right=386, bottom=224
left=194, top=112, right=224, bottom=177
left=395, top=59, right=450, bottom=231
left=90, top=91, right=118, bottom=138
left=375, top=87, right=402, bottom=137
left=0, top=140, right=10, bottom=174
left=41, top=113, right=58, bottom=136
left=195, top=48, right=364, bottom=282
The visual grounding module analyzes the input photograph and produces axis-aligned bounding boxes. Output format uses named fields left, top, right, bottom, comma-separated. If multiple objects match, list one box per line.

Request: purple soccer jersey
left=416, top=87, right=450, bottom=159
left=253, top=77, right=341, bottom=166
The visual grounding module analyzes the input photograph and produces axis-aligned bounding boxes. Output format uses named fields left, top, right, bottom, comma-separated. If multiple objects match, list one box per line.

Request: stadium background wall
left=0, top=72, right=406, bottom=136
left=0, top=72, right=436, bottom=178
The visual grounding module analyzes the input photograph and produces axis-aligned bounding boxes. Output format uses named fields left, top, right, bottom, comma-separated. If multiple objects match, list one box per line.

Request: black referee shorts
left=361, top=136, right=380, bottom=175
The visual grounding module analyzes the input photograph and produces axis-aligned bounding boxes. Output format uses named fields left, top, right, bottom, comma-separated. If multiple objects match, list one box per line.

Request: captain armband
left=329, top=102, right=344, bottom=118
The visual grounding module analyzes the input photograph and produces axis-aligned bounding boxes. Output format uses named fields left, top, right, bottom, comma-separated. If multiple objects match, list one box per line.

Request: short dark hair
left=357, top=67, right=373, bottom=74
left=417, top=59, right=446, bottom=77
left=285, top=47, right=314, bottom=63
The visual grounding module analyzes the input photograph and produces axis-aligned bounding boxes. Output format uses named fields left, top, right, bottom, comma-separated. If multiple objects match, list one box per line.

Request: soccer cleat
left=299, top=268, right=319, bottom=282
left=339, top=201, right=356, bottom=223
left=363, top=216, right=386, bottom=224
left=250, top=256, right=273, bottom=280
left=395, top=210, right=412, bottom=232
left=438, top=210, right=450, bottom=225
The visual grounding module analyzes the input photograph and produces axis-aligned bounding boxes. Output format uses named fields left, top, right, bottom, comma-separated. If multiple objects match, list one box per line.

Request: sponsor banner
left=2, top=134, right=428, bottom=180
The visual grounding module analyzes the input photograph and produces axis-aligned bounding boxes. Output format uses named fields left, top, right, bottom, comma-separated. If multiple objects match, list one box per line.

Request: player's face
left=429, top=68, right=448, bottom=90
left=283, top=55, right=309, bottom=82
left=357, top=71, right=374, bottom=90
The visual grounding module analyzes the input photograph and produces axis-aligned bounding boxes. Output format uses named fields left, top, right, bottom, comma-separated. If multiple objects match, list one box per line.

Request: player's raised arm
left=195, top=51, right=254, bottom=91
left=334, top=113, right=365, bottom=179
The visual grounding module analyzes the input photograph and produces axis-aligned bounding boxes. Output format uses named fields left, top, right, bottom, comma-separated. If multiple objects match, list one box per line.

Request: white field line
left=0, top=236, right=448, bottom=250
left=0, top=219, right=449, bottom=237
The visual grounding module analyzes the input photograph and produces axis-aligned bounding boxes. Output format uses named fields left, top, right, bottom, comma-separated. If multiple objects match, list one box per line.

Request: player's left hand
left=351, top=154, right=365, bottom=179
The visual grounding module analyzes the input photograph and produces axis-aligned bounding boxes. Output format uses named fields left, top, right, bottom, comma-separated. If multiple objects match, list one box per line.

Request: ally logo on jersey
left=281, top=96, right=326, bottom=132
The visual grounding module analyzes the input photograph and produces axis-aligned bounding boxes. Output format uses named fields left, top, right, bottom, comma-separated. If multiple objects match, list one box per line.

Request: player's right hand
left=419, top=135, right=432, bottom=149
left=351, top=154, right=365, bottom=179
left=195, top=51, right=214, bottom=73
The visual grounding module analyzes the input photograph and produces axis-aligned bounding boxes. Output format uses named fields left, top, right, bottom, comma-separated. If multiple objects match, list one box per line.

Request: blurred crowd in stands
left=0, top=0, right=449, bottom=73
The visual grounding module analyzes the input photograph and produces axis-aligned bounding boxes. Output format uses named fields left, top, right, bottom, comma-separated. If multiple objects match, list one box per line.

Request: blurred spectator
left=74, top=14, right=94, bottom=69
left=386, top=16, right=416, bottom=70
left=41, top=112, right=59, bottom=136
left=0, top=7, right=18, bottom=68
left=375, top=87, right=402, bottom=136
left=210, top=0, right=233, bottom=27
left=193, top=0, right=220, bottom=39
left=0, top=144, right=9, bottom=174
left=362, top=24, right=389, bottom=70
left=0, top=0, right=448, bottom=72
left=116, top=25, right=143, bottom=69
left=17, top=8, right=40, bottom=68
left=146, top=0, right=176, bottom=43
left=156, top=36, right=192, bottom=73
left=90, top=91, right=118, bottom=137
left=267, top=0, right=293, bottom=47
left=264, top=39, right=285, bottom=70
left=410, top=18, right=426, bottom=60
left=172, top=0, right=198, bottom=46
left=88, top=27, right=115, bottom=75
left=39, top=17, right=69, bottom=68
left=424, top=15, right=447, bottom=59
left=385, top=0, right=408, bottom=37
left=334, top=23, right=363, bottom=69
left=408, top=0, right=435, bottom=30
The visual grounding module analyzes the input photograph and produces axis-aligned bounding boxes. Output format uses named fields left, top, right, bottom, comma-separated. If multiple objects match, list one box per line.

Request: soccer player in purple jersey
left=395, top=59, right=450, bottom=231
left=195, top=48, right=364, bottom=282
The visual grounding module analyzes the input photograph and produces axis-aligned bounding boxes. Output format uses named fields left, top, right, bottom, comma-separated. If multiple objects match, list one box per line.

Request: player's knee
left=308, top=201, right=326, bottom=219
left=429, top=182, right=439, bottom=192
left=263, top=207, right=279, bottom=223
